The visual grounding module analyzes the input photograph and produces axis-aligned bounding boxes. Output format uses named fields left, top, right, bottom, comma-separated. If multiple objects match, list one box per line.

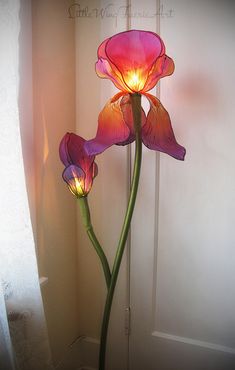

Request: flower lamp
left=59, top=30, right=185, bottom=370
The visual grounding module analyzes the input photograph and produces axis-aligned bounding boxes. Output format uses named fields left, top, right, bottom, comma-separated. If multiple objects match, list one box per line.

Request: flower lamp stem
left=99, top=93, right=142, bottom=370
left=79, top=196, right=111, bottom=288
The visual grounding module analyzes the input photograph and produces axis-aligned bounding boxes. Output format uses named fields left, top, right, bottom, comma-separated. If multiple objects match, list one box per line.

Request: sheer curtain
left=0, top=1, right=53, bottom=369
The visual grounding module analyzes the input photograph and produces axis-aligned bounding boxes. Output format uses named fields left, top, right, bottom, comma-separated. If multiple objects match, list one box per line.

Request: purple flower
left=59, top=133, right=98, bottom=197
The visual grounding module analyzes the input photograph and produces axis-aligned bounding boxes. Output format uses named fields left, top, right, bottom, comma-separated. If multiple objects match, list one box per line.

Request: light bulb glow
left=68, top=169, right=85, bottom=197
left=125, top=70, right=145, bottom=92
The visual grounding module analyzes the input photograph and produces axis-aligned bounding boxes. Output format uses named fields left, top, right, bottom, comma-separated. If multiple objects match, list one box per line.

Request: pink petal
left=96, top=37, right=131, bottom=92
left=143, top=55, right=175, bottom=92
left=105, top=30, right=165, bottom=92
left=142, top=94, right=186, bottom=160
left=85, top=93, right=131, bottom=155
left=97, top=36, right=109, bottom=59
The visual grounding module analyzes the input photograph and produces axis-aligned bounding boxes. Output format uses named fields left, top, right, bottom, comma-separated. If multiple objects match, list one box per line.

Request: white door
left=129, top=0, right=235, bottom=369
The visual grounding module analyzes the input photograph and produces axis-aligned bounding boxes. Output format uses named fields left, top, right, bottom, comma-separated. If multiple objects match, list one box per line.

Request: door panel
left=130, top=0, right=235, bottom=369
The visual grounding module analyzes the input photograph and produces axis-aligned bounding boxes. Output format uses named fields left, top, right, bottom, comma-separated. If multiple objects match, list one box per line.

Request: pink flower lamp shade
left=85, top=30, right=186, bottom=161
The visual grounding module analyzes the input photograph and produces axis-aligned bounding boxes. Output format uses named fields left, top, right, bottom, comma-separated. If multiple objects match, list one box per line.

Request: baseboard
left=55, top=336, right=99, bottom=370
left=78, top=337, right=99, bottom=369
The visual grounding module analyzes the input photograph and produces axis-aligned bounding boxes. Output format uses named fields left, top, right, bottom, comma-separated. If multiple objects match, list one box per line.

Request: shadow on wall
left=18, top=0, right=80, bottom=367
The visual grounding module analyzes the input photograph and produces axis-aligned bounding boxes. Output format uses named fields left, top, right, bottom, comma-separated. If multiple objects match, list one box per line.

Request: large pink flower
left=59, top=133, right=98, bottom=197
left=85, top=30, right=186, bottom=161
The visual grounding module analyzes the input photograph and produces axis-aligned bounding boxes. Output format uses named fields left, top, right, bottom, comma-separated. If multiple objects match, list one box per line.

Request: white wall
left=158, top=0, right=235, bottom=347
left=129, top=1, right=235, bottom=369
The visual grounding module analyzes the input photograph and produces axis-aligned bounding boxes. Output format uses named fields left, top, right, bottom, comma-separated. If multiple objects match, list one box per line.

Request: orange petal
left=85, top=93, right=130, bottom=155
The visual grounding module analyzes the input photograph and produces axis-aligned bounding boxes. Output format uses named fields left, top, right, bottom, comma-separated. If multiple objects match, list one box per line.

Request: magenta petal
left=142, top=94, right=186, bottom=160
left=59, top=133, right=71, bottom=166
left=84, top=164, right=95, bottom=194
left=95, top=30, right=174, bottom=93
left=59, top=133, right=95, bottom=171
left=106, top=30, right=164, bottom=73
left=97, top=36, right=109, bottom=59
left=96, top=36, right=131, bottom=92
left=85, top=93, right=130, bottom=155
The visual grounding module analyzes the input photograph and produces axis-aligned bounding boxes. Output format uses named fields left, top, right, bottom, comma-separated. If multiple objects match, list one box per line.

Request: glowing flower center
left=68, top=170, right=85, bottom=197
left=125, top=70, right=145, bottom=92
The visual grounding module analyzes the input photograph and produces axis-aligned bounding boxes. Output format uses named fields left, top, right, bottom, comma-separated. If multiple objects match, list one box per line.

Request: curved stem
left=99, top=93, right=142, bottom=370
left=78, top=196, right=111, bottom=288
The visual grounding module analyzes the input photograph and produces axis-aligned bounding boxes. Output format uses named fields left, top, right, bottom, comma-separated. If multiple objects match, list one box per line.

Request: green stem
left=99, top=93, right=142, bottom=370
left=78, top=196, right=111, bottom=288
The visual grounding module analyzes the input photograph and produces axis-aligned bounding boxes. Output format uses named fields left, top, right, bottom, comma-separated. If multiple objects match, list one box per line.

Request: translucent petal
left=85, top=93, right=130, bottom=155
left=95, top=58, right=130, bottom=92
left=142, top=94, right=186, bottom=160
left=106, top=30, right=165, bottom=92
left=62, top=165, right=86, bottom=197
left=96, top=36, right=131, bottom=92
left=143, top=55, right=175, bottom=92
left=59, top=132, right=72, bottom=166
left=59, top=133, right=94, bottom=172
